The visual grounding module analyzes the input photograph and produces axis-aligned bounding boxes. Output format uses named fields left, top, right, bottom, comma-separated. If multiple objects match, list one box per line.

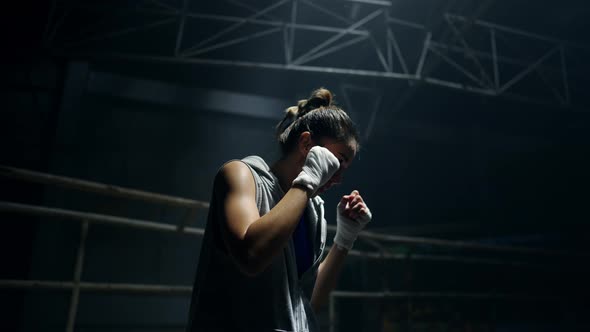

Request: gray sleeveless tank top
left=186, top=156, right=327, bottom=332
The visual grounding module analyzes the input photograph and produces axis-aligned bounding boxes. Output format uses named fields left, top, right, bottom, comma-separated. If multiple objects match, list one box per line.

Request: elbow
left=233, top=245, right=269, bottom=277
left=236, top=252, right=267, bottom=277
left=225, top=225, right=272, bottom=277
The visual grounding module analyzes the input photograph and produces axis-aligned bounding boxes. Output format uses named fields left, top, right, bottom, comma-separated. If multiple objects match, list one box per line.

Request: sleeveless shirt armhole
left=234, top=160, right=262, bottom=209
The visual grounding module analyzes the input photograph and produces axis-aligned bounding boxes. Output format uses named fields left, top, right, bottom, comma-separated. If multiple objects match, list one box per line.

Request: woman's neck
left=270, top=155, right=302, bottom=194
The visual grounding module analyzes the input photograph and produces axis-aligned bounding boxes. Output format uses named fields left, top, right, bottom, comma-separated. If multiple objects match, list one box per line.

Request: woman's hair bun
left=276, top=87, right=336, bottom=139
left=298, top=88, right=333, bottom=116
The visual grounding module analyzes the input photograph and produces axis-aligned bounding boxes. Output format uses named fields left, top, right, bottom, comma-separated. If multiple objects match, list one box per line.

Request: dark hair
left=276, top=88, right=360, bottom=155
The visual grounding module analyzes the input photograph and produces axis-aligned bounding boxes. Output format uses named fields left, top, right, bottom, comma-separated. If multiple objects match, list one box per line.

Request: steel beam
left=491, top=28, right=500, bottom=89
left=46, top=1, right=590, bottom=111
left=415, top=32, right=432, bottom=77
left=498, top=46, right=560, bottom=94
left=446, top=13, right=590, bottom=51
left=429, top=45, right=487, bottom=87
left=345, top=0, right=392, bottom=6
left=183, top=26, right=282, bottom=57
left=295, top=35, right=369, bottom=66
left=181, top=0, right=289, bottom=55
left=187, top=12, right=369, bottom=36
left=444, top=14, right=494, bottom=87
left=387, top=28, right=409, bottom=74
left=286, top=0, right=298, bottom=64
left=174, top=0, right=189, bottom=55
left=292, top=9, right=383, bottom=65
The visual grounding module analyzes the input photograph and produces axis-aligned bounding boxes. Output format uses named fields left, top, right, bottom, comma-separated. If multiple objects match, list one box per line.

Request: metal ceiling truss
left=45, top=0, right=589, bottom=109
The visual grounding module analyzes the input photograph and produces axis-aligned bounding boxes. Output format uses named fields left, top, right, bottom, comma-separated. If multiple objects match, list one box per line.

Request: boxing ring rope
left=0, top=165, right=209, bottom=209
left=330, top=225, right=587, bottom=257
left=0, top=279, right=192, bottom=295
left=0, top=201, right=205, bottom=236
left=0, top=165, right=585, bottom=331
left=0, top=165, right=208, bottom=233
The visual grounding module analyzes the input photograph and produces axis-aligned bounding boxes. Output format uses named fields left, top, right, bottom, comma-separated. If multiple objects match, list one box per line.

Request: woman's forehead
left=320, top=138, right=357, bottom=160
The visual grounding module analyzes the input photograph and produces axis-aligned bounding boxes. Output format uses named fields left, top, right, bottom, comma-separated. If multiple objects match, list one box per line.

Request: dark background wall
left=2, top=1, right=590, bottom=331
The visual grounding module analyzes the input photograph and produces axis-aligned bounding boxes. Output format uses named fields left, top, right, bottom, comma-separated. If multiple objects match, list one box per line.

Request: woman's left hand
left=333, top=190, right=372, bottom=250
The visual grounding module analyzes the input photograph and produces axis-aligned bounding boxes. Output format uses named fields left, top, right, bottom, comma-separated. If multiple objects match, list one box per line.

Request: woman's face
left=316, top=138, right=357, bottom=194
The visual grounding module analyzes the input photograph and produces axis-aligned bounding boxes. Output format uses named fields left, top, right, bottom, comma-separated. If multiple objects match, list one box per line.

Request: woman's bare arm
left=310, top=246, right=348, bottom=311
left=216, top=161, right=309, bottom=276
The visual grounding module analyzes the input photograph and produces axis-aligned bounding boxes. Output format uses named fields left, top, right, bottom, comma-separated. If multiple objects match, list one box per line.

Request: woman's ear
left=297, top=131, right=313, bottom=156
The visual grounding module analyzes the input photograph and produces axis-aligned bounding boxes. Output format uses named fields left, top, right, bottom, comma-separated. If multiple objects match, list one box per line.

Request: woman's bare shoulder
left=214, top=160, right=255, bottom=195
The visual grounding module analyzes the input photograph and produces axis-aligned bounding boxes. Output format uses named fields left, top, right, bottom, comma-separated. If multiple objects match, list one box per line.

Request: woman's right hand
left=292, top=146, right=340, bottom=195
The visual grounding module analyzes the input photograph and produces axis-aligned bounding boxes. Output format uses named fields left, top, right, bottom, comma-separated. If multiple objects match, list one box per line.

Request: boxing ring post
left=66, top=220, right=88, bottom=332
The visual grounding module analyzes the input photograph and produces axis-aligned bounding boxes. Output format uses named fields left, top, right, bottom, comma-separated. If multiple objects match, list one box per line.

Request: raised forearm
left=221, top=146, right=341, bottom=277
left=309, top=189, right=372, bottom=306
left=238, top=186, right=309, bottom=275
left=311, top=245, right=348, bottom=311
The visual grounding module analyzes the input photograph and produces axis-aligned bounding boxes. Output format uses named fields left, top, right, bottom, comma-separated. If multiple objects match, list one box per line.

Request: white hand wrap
left=334, top=198, right=372, bottom=250
left=292, top=146, right=340, bottom=195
